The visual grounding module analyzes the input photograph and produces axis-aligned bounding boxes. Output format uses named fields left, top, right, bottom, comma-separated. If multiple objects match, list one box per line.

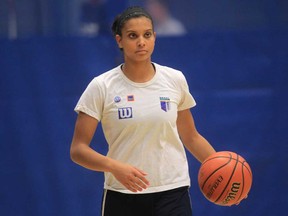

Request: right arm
left=70, top=112, right=149, bottom=192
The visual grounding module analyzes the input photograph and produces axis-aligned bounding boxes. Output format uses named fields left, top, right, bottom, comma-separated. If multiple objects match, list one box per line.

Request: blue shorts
left=101, top=186, right=192, bottom=216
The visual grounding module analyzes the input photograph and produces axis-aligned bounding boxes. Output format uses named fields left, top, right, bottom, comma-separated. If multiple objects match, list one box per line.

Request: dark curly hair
left=111, top=6, right=154, bottom=37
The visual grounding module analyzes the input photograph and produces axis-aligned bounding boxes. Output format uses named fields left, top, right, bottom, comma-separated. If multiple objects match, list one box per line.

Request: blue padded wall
left=0, top=30, right=287, bottom=215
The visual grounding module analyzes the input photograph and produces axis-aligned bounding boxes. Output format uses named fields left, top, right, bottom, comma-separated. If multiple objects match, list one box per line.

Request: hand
left=111, top=162, right=150, bottom=192
left=235, top=194, right=248, bottom=206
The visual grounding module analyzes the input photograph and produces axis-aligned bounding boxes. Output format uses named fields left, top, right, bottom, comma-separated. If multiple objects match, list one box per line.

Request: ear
left=115, top=35, right=123, bottom=49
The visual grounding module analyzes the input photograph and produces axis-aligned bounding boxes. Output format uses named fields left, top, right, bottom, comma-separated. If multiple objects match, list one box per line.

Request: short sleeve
left=74, top=78, right=104, bottom=121
left=178, top=72, right=196, bottom=111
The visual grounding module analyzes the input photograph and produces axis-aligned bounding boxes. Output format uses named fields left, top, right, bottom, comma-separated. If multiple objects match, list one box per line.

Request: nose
left=137, top=36, right=146, bottom=47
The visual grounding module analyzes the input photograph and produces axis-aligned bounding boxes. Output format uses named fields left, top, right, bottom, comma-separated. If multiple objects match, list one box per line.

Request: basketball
left=198, top=151, right=252, bottom=206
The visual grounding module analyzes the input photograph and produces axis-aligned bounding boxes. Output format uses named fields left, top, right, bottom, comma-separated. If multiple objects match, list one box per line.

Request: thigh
left=102, top=190, right=154, bottom=216
left=154, top=187, right=193, bottom=216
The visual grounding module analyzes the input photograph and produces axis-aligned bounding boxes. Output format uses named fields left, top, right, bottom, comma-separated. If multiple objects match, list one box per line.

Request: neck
left=122, top=61, right=155, bottom=83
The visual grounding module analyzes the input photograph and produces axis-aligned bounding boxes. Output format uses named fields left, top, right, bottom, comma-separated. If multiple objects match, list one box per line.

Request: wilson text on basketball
left=223, top=182, right=241, bottom=204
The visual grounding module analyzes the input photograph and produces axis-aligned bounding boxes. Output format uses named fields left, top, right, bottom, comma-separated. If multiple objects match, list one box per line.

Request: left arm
left=177, top=109, right=216, bottom=163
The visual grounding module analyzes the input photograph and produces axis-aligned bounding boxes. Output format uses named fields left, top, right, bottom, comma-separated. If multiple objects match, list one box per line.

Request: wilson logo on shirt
left=118, top=107, right=133, bottom=119
left=160, top=97, right=170, bottom=112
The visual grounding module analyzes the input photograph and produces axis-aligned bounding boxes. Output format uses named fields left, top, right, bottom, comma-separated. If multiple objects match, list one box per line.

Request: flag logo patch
left=160, top=97, right=170, bottom=112
left=127, top=95, right=134, bottom=102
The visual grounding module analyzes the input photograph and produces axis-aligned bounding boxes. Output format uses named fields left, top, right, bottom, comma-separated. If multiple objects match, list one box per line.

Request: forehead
left=122, top=17, right=153, bottom=31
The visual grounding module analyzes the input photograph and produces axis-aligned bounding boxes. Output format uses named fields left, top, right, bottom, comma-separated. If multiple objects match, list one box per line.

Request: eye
left=144, top=32, right=152, bottom=38
left=128, top=33, right=137, bottom=39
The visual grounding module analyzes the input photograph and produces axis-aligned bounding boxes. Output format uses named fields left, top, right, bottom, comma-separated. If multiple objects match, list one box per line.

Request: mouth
left=135, top=50, right=148, bottom=54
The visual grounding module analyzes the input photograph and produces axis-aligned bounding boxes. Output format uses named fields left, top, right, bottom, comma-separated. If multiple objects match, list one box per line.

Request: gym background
left=1, top=0, right=287, bottom=215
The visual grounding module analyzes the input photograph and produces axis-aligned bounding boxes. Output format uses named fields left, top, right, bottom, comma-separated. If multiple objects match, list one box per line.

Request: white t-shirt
left=75, top=63, right=196, bottom=194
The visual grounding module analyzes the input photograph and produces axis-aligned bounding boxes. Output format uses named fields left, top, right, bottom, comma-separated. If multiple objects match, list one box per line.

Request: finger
left=129, top=180, right=144, bottom=192
left=235, top=195, right=248, bottom=206
left=134, top=167, right=148, bottom=176
left=136, top=174, right=150, bottom=186
left=132, top=181, right=144, bottom=192
left=133, top=176, right=148, bottom=189
left=125, top=182, right=138, bottom=193
left=129, top=176, right=146, bottom=191
left=133, top=168, right=150, bottom=186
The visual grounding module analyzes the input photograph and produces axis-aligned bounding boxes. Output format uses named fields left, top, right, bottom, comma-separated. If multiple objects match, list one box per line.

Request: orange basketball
left=198, top=151, right=252, bottom=206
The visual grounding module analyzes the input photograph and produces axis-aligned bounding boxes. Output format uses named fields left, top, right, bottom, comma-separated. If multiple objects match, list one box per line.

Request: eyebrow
left=125, top=29, right=153, bottom=33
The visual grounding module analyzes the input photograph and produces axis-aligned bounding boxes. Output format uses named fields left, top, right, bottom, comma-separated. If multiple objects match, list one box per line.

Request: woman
left=70, top=6, right=216, bottom=216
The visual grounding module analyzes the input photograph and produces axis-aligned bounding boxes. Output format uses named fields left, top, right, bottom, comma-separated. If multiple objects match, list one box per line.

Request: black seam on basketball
left=202, top=155, right=240, bottom=166
left=236, top=161, right=245, bottom=203
left=201, top=156, right=232, bottom=191
left=203, top=157, right=248, bottom=169
left=243, top=161, right=252, bottom=176
left=202, top=156, right=232, bottom=165
left=215, top=153, right=239, bottom=203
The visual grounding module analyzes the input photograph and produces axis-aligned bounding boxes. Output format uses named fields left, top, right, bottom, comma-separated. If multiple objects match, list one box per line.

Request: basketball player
left=70, top=6, right=216, bottom=216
